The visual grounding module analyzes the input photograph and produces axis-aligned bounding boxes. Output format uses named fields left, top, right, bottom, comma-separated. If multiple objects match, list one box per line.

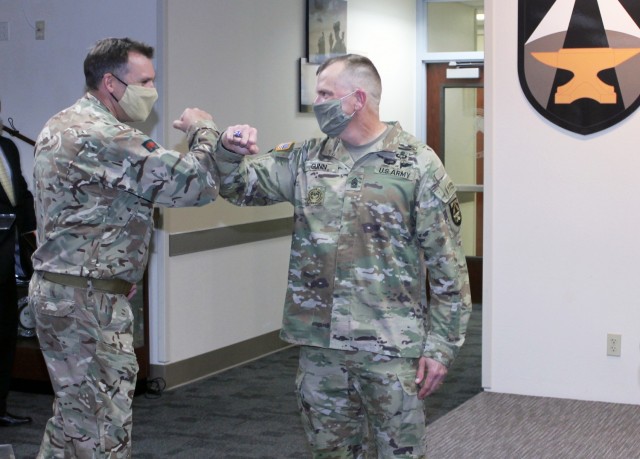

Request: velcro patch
left=431, top=170, right=456, bottom=203
left=142, top=139, right=159, bottom=152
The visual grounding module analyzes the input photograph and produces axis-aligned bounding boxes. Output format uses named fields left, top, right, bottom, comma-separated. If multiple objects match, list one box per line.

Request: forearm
left=214, top=140, right=292, bottom=206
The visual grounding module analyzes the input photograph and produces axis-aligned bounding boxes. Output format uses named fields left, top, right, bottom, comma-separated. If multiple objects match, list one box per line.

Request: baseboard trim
left=149, top=330, right=292, bottom=389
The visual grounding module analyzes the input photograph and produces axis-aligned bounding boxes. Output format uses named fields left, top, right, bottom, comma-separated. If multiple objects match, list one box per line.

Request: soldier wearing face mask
left=29, top=37, right=257, bottom=458
left=216, top=54, right=471, bottom=458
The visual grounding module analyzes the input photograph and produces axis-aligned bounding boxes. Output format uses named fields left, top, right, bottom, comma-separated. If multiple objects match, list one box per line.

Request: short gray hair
left=317, top=54, right=382, bottom=105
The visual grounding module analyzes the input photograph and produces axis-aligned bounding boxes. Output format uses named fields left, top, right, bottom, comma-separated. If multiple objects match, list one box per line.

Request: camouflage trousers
left=30, top=272, right=138, bottom=459
left=295, top=346, right=427, bottom=459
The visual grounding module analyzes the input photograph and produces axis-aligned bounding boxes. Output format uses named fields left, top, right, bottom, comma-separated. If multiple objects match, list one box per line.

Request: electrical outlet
left=607, top=333, right=621, bottom=357
left=35, top=20, right=45, bottom=40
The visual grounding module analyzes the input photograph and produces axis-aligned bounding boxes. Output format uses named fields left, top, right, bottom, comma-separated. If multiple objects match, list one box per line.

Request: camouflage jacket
left=215, top=122, right=471, bottom=366
left=32, top=93, right=220, bottom=284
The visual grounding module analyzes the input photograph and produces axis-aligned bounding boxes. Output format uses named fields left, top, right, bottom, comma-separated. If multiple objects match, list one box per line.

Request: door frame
left=426, top=61, right=484, bottom=304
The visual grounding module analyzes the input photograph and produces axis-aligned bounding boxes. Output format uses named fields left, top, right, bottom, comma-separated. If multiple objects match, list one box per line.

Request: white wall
left=348, top=0, right=417, bottom=130
left=158, top=0, right=418, bottom=365
left=485, top=0, right=640, bottom=404
left=0, top=0, right=159, bottom=191
left=162, top=0, right=417, bottom=234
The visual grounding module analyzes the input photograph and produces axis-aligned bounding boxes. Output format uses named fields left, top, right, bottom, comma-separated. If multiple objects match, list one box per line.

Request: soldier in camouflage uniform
left=218, top=55, right=472, bottom=458
left=29, top=37, right=252, bottom=458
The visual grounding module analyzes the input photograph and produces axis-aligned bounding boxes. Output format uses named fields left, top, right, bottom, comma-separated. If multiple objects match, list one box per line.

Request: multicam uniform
left=30, top=93, right=220, bottom=458
left=215, top=122, right=472, bottom=458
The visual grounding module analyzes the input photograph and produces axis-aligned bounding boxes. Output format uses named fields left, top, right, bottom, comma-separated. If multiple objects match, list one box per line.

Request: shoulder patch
left=275, top=142, right=295, bottom=152
left=142, top=139, right=159, bottom=152
left=448, top=197, right=462, bottom=227
left=431, top=169, right=456, bottom=203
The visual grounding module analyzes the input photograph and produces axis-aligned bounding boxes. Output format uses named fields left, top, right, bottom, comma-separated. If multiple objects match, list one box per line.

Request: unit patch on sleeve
left=448, top=197, right=462, bottom=227
left=142, top=139, right=159, bottom=152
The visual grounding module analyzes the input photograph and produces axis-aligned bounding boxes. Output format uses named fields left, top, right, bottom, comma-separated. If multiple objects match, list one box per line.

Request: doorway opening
left=427, top=62, right=484, bottom=303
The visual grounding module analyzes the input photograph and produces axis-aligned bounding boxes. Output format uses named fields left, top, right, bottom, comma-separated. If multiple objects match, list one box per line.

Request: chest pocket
left=363, top=165, right=419, bottom=230
left=369, top=165, right=418, bottom=200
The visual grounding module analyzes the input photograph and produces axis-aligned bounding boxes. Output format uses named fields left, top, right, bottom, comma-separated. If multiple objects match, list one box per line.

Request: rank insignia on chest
left=142, top=139, right=159, bottom=152
left=307, top=187, right=325, bottom=206
left=347, top=175, right=363, bottom=191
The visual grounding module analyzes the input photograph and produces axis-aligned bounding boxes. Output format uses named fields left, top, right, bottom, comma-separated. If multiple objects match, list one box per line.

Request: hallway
left=1, top=307, right=482, bottom=458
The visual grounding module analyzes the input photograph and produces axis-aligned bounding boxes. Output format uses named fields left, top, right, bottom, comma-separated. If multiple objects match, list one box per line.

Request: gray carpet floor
left=0, top=307, right=482, bottom=458
left=427, top=391, right=640, bottom=459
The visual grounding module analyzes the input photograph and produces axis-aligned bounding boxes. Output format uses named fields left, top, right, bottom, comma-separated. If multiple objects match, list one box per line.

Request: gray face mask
left=313, top=91, right=357, bottom=137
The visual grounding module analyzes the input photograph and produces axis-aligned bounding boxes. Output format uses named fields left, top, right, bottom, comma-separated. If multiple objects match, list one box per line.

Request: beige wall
left=0, top=0, right=418, bottom=377
left=154, top=0, right=418, bottom=366
left=162, top=0, right=418, bottom=234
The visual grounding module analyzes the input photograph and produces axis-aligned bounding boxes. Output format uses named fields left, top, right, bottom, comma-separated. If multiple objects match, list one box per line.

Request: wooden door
left=427, top=62, right=484, bottom=303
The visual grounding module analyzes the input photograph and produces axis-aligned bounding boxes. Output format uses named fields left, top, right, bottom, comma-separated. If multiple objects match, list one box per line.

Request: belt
left=41, top=272, right=134, bottom=295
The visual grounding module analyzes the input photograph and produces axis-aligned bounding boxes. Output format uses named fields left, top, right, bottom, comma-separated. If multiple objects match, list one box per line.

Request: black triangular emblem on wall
left=518, top=0, right=640, bottom=135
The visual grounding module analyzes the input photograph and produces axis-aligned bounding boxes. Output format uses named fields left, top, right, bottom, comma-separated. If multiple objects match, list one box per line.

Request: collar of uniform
left=378, top=121, right=411, bottom=155
left=327, top=121, right=407, bottom=159
left=318, top=136, right=342, bottom=159
left=84, top=92, right=113, bottom=119
left=85, top=92, right=102, bottom=108
left=317, top=122, right=408, bottom=164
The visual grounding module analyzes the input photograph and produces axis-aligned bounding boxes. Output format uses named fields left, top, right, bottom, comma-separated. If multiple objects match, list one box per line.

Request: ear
left=354, top=89, right=367, bottom=111
left=102, top=73, right=117, bottom=93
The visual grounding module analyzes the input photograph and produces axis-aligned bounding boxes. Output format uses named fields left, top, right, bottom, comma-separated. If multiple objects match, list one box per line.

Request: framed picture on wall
left=299, top=57, right=320, bottom=113
left=308, top=0, right=348, bottom=65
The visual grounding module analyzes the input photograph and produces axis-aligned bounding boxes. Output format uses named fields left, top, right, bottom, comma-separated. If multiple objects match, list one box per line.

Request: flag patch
left=275, top=142, right=294, bottom=152
left=142, top=139, right=159, bottom=152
